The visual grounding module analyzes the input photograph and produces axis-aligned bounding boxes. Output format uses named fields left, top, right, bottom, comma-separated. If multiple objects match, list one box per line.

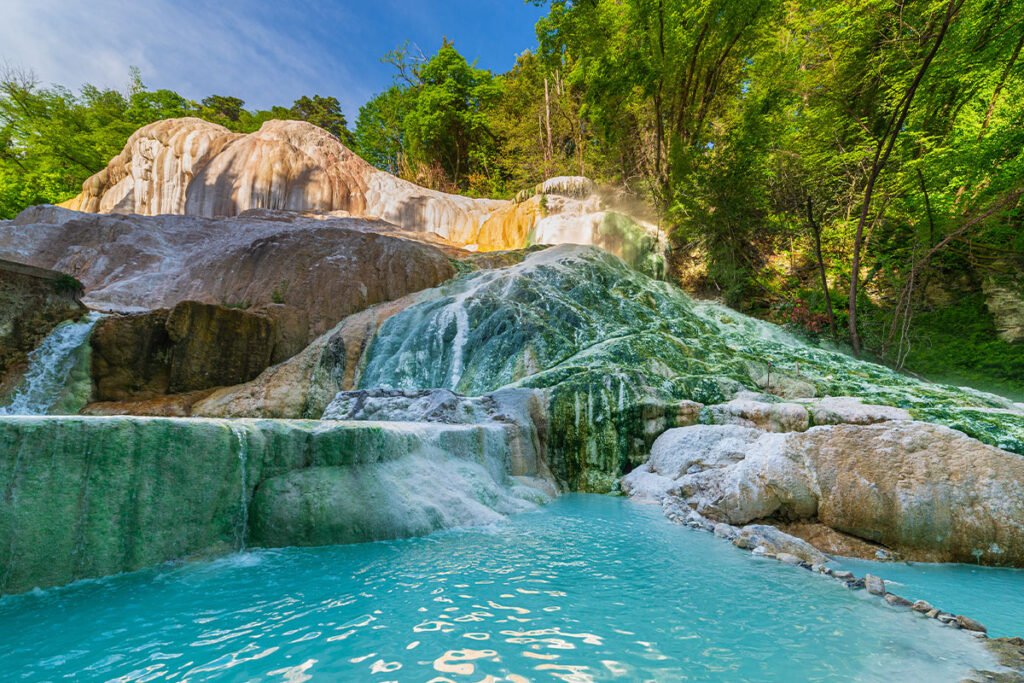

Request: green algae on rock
left=343, top=245, right=1024, bottom=489
left=0, top=415, right=553, bottom=595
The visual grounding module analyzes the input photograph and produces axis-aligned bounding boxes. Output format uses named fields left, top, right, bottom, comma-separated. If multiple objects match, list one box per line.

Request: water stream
left=0, top=495, right=999, bottom=682
left=0, top=312, right=100, bottom=416
left=229, top=424, right=250, bottom=552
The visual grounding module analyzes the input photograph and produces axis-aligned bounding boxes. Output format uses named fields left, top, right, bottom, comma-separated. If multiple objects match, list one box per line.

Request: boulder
left=865, top=574, right=886, bottom=596
left=733, top=524, right=830, bottom=565
left=957, top=615, right=988, bottom=633
left=623, top=421, right=1024, bottom=565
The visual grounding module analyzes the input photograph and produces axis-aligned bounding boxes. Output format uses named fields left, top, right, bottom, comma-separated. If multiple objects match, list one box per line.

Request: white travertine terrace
left=60, top=118, right=663, bottom=257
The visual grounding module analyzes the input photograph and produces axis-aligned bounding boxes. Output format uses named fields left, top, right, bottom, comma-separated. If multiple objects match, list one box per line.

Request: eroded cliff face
left=55, top=118, right=664, bottom=267
left=0, top=209, right=457, bottom=351
left=89, top=302, right=277, bottom=403
left=0, top=415, right=554, bottom=595
left=983, top=269, right=1024, bottom=344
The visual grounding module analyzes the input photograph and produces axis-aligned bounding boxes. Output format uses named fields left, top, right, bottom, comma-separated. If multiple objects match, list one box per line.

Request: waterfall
left=1, top=312, right=101, bottom=416
left=229, top=424, right=250, bottom=552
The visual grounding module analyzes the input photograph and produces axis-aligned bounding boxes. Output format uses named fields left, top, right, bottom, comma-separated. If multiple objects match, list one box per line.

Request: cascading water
left=229, top=424, right=250, bottom=552
left=0, top=312, right=102, bottom=416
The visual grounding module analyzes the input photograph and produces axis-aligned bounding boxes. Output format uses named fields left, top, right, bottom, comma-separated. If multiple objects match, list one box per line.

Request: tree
left=200, top=95, right=245, bottom=122
left=355, top=40, right=504, bottom=193
left=289, top=95, right=353, bottom=144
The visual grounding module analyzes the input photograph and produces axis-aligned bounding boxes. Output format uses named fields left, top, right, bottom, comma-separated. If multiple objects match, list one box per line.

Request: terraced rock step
left=0, top=415, right=553, bottom=595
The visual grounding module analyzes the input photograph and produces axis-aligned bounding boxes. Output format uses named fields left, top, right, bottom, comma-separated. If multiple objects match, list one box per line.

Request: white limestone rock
left=623, top=421, right=1024, bottom=565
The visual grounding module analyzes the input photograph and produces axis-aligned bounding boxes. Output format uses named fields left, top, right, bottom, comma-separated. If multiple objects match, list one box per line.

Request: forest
left=2, top=0, right=1023, bottom=395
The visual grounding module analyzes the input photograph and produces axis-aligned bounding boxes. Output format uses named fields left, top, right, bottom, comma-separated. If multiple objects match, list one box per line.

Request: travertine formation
left=0, top=208, right=456, bottom=350
left=623, top=420, right=1024, bottom=565
left=58, top=118, right=664, bottom=260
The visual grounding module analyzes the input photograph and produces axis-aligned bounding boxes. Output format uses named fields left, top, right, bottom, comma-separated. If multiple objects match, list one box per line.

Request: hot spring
left=0, top=495, right=1001, bottom=682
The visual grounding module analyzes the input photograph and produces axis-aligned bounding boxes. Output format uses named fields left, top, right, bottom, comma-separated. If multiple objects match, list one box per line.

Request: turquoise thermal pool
left=0, top=495, right=1001, bottom=682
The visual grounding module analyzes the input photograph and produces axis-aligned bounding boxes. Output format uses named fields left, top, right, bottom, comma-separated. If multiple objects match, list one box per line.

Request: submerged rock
left=958, top=615, right=989, bottom=634
left=865, top=574, right=886, bottom=596
left=913, top=600, right=934, bottom=613
left=623, top=421, right=1024, bottom=565
left=733, top=525, right=829, bottom=565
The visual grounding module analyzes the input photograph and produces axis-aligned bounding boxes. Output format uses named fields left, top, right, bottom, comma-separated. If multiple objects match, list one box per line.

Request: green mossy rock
left=0, top=416, right=547, bottom=595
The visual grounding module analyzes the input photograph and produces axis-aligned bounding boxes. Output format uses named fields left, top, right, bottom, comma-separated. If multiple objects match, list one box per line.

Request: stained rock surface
left=90, top=302, right=277, bottom=402
left=623, top=421, right=1024, bottom=565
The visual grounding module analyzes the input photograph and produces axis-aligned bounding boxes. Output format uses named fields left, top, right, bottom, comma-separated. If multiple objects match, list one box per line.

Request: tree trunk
left=981, top=27, right=1024, bottom=137
left=848, top=0, right=962, bottom=354
left=544, top=76, right=553, bottom=175
left=807, top=197, right=837, bottom=338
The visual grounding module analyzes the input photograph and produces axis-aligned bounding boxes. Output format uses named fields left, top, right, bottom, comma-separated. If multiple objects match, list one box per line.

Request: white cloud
left=0, top=0, right=376, bottom=117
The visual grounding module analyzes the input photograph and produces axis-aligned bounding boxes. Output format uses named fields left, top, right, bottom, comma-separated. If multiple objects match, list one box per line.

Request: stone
left=623, top=421, right=1024, bottom=565
left=957, top=615, right=988, bottom=633
left=865, top=574, right=886, bottom=596
left=733, top=525, right=830, bottom=565
left=831, top=570, right=854, bottom=581
left=714, top=523, right=738, bottom=539
left=884, top=594, right=912, bottom=607
left=927, top=609, right=941, bottom=618
left=776, top=552, right=803, bottom=565
left=937, top=613, right=958, bottom=625
left=912, top=600, right=934, bottom=614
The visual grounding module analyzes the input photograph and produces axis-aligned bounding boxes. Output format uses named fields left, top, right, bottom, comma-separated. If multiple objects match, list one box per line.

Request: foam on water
left=0, top=312, right=100, bottom=416
left=0, top=495, right=999, bottom=682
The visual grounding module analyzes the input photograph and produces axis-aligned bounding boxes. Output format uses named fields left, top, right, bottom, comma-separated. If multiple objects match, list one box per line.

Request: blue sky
left=0, top=0, right=546, bottom=119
